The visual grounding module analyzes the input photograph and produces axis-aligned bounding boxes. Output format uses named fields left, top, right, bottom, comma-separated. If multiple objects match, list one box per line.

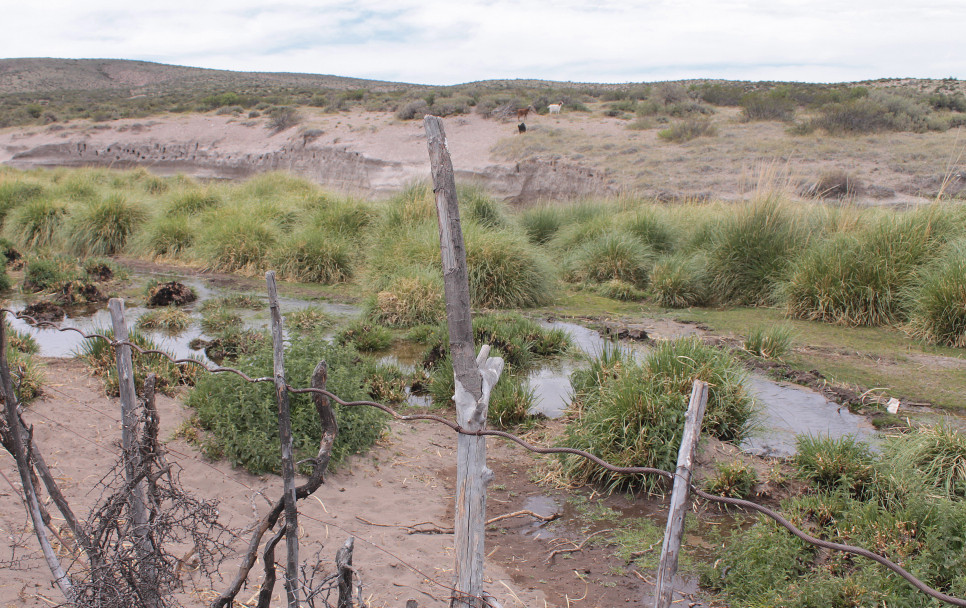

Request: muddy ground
left=0, top=358, right=734, bottom=608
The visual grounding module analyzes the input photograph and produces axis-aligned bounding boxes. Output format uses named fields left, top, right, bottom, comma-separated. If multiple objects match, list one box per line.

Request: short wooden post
left=337, top=536, right=354, bottom=608
left=424, top=115, right=504, bottom=608
left=266, top=272, right=300, bottom=608
left=653, top=380, right=709, bottom=608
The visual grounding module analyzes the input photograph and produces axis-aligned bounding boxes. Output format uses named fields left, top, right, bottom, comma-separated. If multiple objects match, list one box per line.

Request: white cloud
left=1, top=0, right=964, bottom=84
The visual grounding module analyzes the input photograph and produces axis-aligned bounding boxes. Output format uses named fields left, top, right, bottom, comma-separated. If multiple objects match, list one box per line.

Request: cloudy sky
left=2, top=1, right=965, bottom=85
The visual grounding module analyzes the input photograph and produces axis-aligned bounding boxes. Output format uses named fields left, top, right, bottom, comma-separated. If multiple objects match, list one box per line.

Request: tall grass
left=75, top=327, right=192, bottom=396
left=649, top=252, right=709, bottom=308
left=743, top=324, right=795, bottom=359
left=463, top=222, right=556, bottom=309
left=565, top=232, right=652, bottom=287
left=197, top=210, right=277, bottom=272
left=368, top=267, right=445, bottom=328
left=67, top=194, right=147, bottom=255
left=139, top=214, right=195, bottom=257
left=904, top=241, right=966, bottom=346
left=6, top=198, right=67, bottom=249
left=270, top=229, right=354, bottom=284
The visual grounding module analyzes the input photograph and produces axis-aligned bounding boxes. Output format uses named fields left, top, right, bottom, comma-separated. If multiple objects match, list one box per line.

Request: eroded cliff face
left=8, top=138, right=614, bottom=203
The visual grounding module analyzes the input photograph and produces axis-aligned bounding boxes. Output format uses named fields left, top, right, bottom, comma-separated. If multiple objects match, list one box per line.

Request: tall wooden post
left=108, top=298, right=159, bottom=607
left=424, top=115, right=504, bottom=608
left=266, top=271, right=300, bottom=608
left=653, top=380, right=709, bottom=608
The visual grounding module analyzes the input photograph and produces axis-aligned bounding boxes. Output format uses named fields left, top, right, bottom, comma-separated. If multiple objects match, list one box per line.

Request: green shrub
left=368, top=267, right=445, bottom=328
left=270, top=229, right=354, bottom=284
left=658, top=117, right=718, bottom=142
left=187, top=336, right=390, bottom=473
left=650, top=253, right=709, bottom=308
left=739, top=89, right=796, bottom=121
left=904, top=242, right=966, bottom=346
left=743, top=324, right=795, bottom=359
left=67, top=194, right=147, bottom=255
left=6, top=198, right=67, bottom=249
left=561, top=338, right=755, bottom=490
left=565, top=232, right=652, bottom=287
left=336, top=320, right=393, bottom=352
left=707, top=199, right=804, bottom=306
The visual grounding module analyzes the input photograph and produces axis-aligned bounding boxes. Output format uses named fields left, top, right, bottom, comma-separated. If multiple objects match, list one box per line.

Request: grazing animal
left=518, top=122, right=527, bottom=134
left=548, top=102, right=563, bottom=115
left=516, top=106, right=532, bottom=121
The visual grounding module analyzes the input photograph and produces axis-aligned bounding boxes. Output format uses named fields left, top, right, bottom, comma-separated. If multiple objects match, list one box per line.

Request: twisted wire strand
left=6, top=307, right=966, bottom=607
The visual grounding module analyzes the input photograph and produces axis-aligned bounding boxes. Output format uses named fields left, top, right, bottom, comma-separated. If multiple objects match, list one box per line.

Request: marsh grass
left=743, top=324, right=795, bottom=359
left=198, top=210, right=277, bottom=272
left=704, top=460, right=758, bottom=498
left=336, top=320, right=393, bottom=352
left=519, top=205, right=564, bottom=245
left=21, top=254, right=84, bottom=293
left=75, top=327, right=191, bottom=396
left=139, top=214, right=196, bottom=257
left=565, top=232, right=652, bottom=287
left=136, top=307, right=192, bottom=333
left=463, top=223, right=556, bottom=308
left=7, top=198, right=67, bottom=249
left=880, top=424, right=966, bottom=499
left=271, top=229, right=354, bottom=284
left=649, top=253, right=709, bottom=308
left=793, top=434, right=875, bottom=496
left=561, top=337, right=755, bottom=490
left=904, top=241, right=966, bottom=346
left=487, top=374, right=537, bottom=428
left=286, top=306, right=334, bottom=333
left=165, top=189, right=220, bottom=216
left=200, top=308, right=242, bottom=334
left=67, top=194, right=147, bottom=255
left=594, top=279, right=646, bottom=301
left=368, top=267, right=445, bottom=328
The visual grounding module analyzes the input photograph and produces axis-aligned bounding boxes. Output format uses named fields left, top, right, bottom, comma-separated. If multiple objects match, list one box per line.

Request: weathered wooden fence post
left=266, top=271, right=300, bottom=608
left=653, top=380, right=709, bottom=608
left=424, top=115, right=504, bottom=608
left=337, top=536, right=355, bottom=608
left=109, top=298, right=159, bottom=607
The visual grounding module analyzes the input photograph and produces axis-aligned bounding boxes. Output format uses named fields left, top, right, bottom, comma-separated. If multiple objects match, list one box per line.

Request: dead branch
left=546, top=529, right=611, bottom=564
left=356, top=510, right=559, bottom=535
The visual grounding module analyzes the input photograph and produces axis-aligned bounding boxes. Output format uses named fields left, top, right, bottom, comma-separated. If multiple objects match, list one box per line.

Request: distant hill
left=0, top=58, right=409, bottom=95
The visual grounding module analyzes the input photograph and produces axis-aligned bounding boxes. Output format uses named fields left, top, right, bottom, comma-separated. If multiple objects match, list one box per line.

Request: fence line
left=3, top=306, right=966, bottom=607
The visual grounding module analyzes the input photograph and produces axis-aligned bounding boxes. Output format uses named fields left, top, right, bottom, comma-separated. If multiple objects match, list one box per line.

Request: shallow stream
left=9, top=272, right=877, bottom=457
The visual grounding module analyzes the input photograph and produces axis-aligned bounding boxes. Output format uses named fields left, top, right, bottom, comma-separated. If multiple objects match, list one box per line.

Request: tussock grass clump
left=880, top=424, right=966, bottom=499
left=650, top=253, right=709, bottom=308
left=198, top=211, right=277, bottom=272
left=165, top=190, right=220, bottom=216
left=459, top=185, right=510, bottom=230
left=487, top=374, right=537, bottom=428
left=561, top=338, right=755, bottom=490
left=5, top=347, right=45, bottom=404
left=594, top=279, right=646, bottom=301
left=368, top=267, right=445, bottom=328
left=140, top=214, right=195, bottom=257
left=783, top=207, right=955, bottom=326
left=624, top=208, right=676, bottom=253
left=380, top=181, right=436, bottom=226
left=743, top=324, right=795, bottom=359
left=707, top=198, right=805, bottom=306
left=704, top=460, right=758, bottom=499
left=200, top=308, right=242, bottom=334
left=793, top=434, right=875, bottom=496
left=6, top=198, right=67, bottom=249
left=21, top=255, right=84, bottom=293
left=464, top=223, right=556, bottom=309
left=199, top=294, right=262, bottom=311
left=187, top=336, right=390, bottom=474
left=136, top=307, right=192, bottom=333
left=0, top=180, right=45, bottom=225
left=270, top=229, right=354, bottom=284
left=565, top=232, right=652, bottom=287
left=904, top=242, right=966, bottom=346
left=67, top=194, right=147, bottom=255
left=519, top=205, right=564, bottom=245
left=286, top=306, right=334, bottom=333
left=336, top=320, right=393, bottom=352
left=75, top=327, right=192, bottom=396
left=308, top=198, right=374, bottom=238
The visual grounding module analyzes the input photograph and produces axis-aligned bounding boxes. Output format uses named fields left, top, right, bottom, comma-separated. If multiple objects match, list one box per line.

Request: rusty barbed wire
left=4, top=306, right=966, bottom=607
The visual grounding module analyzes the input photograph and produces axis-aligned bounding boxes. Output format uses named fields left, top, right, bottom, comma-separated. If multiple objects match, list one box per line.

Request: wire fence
left=3, top=304, right=966, bottom=608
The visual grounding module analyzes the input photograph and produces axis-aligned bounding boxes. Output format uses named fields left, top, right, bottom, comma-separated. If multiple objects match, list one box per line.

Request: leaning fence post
left=424, top=115, right=504, bottom=608
left=266, top=271, right=300, bottom=608
left=653, top=380, right=709, bottom=608
left=108, top=298, right=159, bottom=607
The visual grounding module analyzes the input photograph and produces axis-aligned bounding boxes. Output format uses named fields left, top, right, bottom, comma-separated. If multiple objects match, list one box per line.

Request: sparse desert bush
left=368, top=267, right=445, bottom=328
left=803, top=169, right=861, bottom=199
left=658, top=117, right=718, bottom=142
left=649, top=252, right=709, bottom=308
left=6, top=198, right=67, bottom=249
left=739, top=89, right=796, bottom=122
left=266, top=106, right=302, bottom=133
left=561, top=338, right=755, bottom=491
left=270, top=229, right=354, bottom=284
left=743, top=324, right=795, bottom=359
left=187, top=336, right=390, bottom=474
left=904, top=242, right=966, bottom=346
left=67, top=194, right=147, bottom=255
left=565, top=232, right=652, bottom=287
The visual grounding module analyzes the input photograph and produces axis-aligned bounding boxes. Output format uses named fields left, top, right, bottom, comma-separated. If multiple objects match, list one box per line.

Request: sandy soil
left=0, top=359, right=712, bottom=608
left=2, top=106, right=962, bottom=205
